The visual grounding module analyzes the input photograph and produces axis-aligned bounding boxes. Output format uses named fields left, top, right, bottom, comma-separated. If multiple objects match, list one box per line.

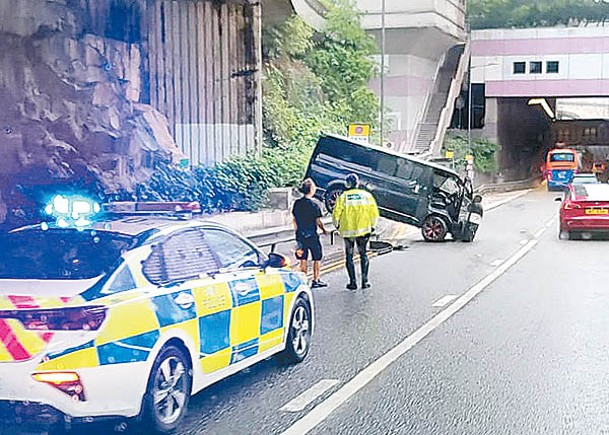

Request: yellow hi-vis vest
left=332, top=188, right=380, bottom=238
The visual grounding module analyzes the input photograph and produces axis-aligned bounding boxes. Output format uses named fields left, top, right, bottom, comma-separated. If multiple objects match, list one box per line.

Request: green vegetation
left=135, top=0, right=380, bottom=213
left=468, top=0, right=609, bottom=29
left=443, top=132, right=499, bottom=174
left=261, top=0, right=379, bottom=182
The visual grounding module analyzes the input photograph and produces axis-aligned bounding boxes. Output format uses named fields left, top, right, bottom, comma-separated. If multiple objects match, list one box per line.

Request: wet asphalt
left=11, top=188, right=609, bottom=435
left=170, top=188, right=586, bottom=434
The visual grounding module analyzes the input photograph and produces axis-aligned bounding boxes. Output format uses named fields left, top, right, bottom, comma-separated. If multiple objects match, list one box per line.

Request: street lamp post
left=466, top=32, right=474, bottom=184
left=380, top=0, right=386, bottom=146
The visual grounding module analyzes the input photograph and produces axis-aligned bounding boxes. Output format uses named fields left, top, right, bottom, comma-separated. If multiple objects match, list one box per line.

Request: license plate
left=585, top=208, right=609, bottom=215
left=469, top=213, right=482, bottom=224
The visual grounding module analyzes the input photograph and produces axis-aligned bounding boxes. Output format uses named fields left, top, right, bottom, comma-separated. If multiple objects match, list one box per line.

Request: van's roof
left=549, top=148, right=577, bottom=153
left=321, top=133, right=461, bottom=177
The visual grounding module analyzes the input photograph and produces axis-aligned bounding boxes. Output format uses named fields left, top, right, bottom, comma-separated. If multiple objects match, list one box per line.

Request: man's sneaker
left=311, top=280, right=328, bottom=289
left=346, top=282, right=358, bottom=290
left=361, top=281, right=371, bottom=289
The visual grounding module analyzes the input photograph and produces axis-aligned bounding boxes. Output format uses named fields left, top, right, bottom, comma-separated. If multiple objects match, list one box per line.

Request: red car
left=559, top=184, right=609, bottom=239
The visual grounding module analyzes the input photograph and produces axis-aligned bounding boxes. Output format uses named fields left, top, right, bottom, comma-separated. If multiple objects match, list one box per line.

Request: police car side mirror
left=473, top=195, right=482, bottom=204
left=266, top=253, right=290, bottom=269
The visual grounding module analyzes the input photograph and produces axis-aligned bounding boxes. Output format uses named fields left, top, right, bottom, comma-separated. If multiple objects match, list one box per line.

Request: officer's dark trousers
left=344, top=234, right=370, bottom=285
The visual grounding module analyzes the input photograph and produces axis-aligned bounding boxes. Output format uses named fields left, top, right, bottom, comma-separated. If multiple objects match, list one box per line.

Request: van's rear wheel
left=422, top=216, right=448, bottom=242
left=324, top=187, right=345, bottom=213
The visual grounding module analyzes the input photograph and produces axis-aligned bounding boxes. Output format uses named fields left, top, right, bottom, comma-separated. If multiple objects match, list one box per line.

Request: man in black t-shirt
left=292, top=179, right=328, bottom=288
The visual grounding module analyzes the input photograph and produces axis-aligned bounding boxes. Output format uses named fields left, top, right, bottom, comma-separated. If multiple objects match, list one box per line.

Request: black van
left=304, top=134, right=483, bottom=242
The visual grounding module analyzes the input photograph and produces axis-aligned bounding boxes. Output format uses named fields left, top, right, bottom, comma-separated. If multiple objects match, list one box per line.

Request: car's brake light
left=564, top=201, right=582, bottom=210
left=32, top=371, right=86, bottom=401
left=0, top=306, right=107, bottom=331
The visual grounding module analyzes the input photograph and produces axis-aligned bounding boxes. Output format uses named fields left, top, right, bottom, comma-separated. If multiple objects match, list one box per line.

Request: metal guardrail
left=247, top=217, right=393, bottom=256
left=247, top=217, right=334, bottom=253
left=477, top=177, right=542, bottom=195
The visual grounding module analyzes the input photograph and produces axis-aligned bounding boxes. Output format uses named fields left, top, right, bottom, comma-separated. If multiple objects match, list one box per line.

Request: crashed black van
left=304, top=133, right=483, bottom=242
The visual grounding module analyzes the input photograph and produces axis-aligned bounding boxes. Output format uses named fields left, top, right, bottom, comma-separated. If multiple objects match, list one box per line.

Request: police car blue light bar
left=103, top=201, right=202, bottom=214
left=45, top=195, right=101, bottom=228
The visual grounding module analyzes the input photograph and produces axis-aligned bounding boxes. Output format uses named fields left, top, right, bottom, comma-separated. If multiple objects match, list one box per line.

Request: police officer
left=332, top=173, right=379, bottom=290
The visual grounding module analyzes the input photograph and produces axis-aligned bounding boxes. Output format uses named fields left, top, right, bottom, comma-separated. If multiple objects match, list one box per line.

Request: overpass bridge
left=464, top=27, right=609, bottom=181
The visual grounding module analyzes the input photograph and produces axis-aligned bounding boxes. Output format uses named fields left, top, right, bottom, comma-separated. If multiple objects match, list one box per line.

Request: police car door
left=202, top=229, right=282, bottom=365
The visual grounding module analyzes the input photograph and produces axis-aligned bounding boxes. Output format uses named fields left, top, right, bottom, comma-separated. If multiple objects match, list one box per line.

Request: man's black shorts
left=296, top=234, right=323, bottom=261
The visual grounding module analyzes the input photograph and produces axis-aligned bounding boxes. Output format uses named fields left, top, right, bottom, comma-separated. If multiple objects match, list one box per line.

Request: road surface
left=9, top=188, right=609, bottom=435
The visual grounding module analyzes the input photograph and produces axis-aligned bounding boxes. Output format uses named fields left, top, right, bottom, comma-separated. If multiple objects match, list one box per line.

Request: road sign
left=348, top=124, right=370, bottom=144
left=445, top=151, right=455, bottom=159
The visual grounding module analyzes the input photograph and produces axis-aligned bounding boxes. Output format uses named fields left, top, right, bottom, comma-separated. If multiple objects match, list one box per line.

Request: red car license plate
left=585, top=208, right=609, bottom=215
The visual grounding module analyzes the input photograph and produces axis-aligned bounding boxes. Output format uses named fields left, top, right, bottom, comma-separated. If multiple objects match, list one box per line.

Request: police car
left=0, top=197, right=313, bottom=432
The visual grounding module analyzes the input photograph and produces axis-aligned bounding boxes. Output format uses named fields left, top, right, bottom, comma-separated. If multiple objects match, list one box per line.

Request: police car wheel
left=280, top=298, right=311, bottom=364
left=142, top=345, right=192, bottom=433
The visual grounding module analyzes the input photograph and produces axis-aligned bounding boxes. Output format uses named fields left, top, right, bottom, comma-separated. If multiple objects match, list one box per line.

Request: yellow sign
left=445, top=151, right=455, bottom=159
left=348, top=124, right=370, bottom=143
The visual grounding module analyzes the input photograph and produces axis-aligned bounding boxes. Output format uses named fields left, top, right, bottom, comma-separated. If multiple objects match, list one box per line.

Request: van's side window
left=377, top=155, right=397, bottom=175
left=412, top=165, right=425, bottom=184
left=396, top=159, right=414, bottom=179
left=319, top=141, right=373, bottom=168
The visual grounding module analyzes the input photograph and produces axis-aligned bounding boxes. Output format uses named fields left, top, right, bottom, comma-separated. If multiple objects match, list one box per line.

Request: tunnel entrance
left=496, top=98, right=553, bottom=181
left=475, top=97, right=609, bottom=183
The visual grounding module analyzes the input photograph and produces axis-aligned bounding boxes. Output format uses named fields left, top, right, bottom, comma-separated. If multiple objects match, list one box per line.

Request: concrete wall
left=0, top=0, right=263, bottom=229
left=363, top=0, right=466, bottom=150
left=147, top=0, right=261, bottom=165
left=369, top=54, right=439, bottom=148
left=358, top=0, right=466, bottom=39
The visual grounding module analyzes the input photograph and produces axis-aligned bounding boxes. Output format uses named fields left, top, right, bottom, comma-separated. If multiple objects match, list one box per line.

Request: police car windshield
left=0, top=229, right=135, bottom=280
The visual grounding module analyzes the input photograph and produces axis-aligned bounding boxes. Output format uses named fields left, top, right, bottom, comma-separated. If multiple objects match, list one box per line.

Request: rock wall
left=0, top=0, right=184, bottom=229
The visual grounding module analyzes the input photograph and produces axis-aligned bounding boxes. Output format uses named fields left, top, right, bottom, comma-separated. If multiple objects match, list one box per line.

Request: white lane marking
left=280, top=380, right=340, bottom=413
left=491, top=259, right=504, bottom=267
left=486, top=190, right=531, bottom=213
left=281, top=237, right=542, bottom=435
left=519, top=239, right=529, bottom=245
left=432, top=295, right=458, bottom=307
left=534, top=228, right=545, bottom=239
left=546, top=221, right=554, bottom=228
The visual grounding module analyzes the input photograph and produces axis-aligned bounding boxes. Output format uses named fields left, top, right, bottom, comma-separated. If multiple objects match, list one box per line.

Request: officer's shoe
left=361, top=281, right=371, bottom=289
left=346, top=282, right=358, bottom=290
left=311, top=280, right=328, bottom=289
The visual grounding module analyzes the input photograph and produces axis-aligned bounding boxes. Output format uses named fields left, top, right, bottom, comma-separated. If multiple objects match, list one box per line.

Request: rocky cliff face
left=0, top=0, right=183, bottom=229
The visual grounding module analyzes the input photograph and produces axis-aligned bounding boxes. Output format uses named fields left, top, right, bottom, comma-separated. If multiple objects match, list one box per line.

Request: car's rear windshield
left=0, top=229, right=135, bottom=280
left=572, top=176, right=597, bottom=185
left=550, top=153, right=575, bottom=162
left=574, top=184, right=609, bottom=201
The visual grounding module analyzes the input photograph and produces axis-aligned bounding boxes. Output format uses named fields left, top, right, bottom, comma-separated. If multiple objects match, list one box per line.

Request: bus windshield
left=550, top=153, right=575, bottom=162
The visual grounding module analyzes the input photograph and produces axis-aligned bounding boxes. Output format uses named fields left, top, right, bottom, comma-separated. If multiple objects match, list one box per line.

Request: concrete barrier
left=477, top=177, right=542, bottom=195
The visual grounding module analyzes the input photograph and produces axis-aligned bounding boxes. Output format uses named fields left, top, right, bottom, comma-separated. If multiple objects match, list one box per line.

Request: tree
left=468, top=0, right=609, bottom=29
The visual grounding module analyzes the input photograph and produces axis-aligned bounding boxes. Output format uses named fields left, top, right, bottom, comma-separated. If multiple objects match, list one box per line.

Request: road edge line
left=281, top=238, right=541, bottom=435
left=485, top=189, right=531, bottom=213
